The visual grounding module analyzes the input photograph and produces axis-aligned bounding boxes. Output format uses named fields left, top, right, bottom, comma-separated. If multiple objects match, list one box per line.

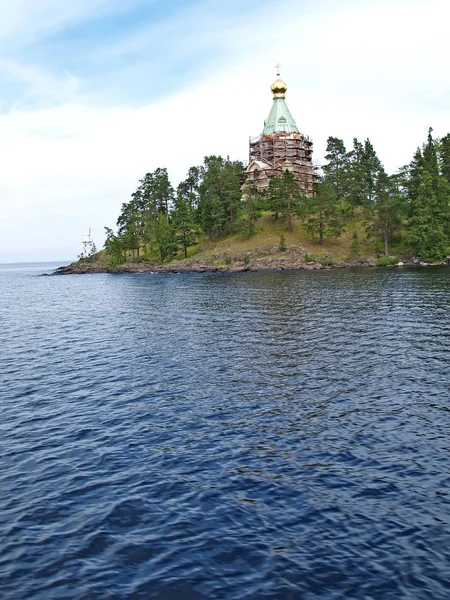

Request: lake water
left=1, top=263, right=450, bottom=599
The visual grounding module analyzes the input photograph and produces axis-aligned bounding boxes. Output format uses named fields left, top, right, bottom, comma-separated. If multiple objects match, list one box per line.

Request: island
left=57, top=69, right=450, bottom=274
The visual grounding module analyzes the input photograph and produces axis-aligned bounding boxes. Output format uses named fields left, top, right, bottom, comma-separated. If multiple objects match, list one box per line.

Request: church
left=243, top=66, right=316, bottom=195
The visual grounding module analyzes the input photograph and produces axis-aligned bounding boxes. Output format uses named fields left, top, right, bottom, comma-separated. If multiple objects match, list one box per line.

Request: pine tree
left=239, top=184, right=264, bottom=236
left=116, top=199, right=141, bottom=259
left=151, top=168, right=175, bottom=223
left=197, top=156, right=243, bottom=237
left=172, top=183, right=198, bottom=258
left=439, top=134, right=450, bottom=188
left=268, top=170, right=301, bottom=233
left=347, top=138, right=383, bottom=207
left=323, top=137, right=352, bottom=207
left=104, top=227, right=126, bottom=266
left=406, top=129, right=450, bottom=261
left=302, top=178, right=345, bottom=243
left=364, top=170, right=406, bottom=256
left=154, top=215, right=177, bottom=262
left=178, top=167, right=201, bottom=213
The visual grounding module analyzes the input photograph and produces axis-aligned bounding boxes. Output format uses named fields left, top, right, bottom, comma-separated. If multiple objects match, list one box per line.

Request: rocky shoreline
left=53, top=243, right=450, bottom=276
left=54, top=258, right=329, bottom=275
left=53, top=246, right=420, bottom=275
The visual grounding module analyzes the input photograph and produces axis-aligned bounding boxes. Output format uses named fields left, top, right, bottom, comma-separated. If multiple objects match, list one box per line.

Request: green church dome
left=263, top=67, right=299, bottom=135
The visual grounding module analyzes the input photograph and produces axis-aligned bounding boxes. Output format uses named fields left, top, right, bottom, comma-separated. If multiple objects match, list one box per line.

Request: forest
left=103, top=129, right=450, bottom=266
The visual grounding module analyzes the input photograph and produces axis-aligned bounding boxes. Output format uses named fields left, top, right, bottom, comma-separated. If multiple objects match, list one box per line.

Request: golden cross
left=275, top=63, right=281, bottom=76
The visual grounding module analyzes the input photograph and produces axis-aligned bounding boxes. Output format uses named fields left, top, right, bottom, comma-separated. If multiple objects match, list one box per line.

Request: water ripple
left=1, top=265, right=450, bottom=599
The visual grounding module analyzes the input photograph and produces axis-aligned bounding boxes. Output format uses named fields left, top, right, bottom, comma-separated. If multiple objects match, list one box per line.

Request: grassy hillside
left=70, top=211, right=416, bottom=274
left=182, top=212, right=382, bottom=266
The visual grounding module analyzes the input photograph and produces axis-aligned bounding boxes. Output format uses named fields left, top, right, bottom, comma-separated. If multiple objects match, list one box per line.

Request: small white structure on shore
left=80, top=229, right=97, bottom=259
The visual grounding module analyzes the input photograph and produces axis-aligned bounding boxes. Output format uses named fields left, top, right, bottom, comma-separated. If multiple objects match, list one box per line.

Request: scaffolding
left=245, top=131, right=316, bottom=196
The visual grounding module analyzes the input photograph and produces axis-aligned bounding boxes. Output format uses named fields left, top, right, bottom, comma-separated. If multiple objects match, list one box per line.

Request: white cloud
left=0, top=0, right=126, bottom=46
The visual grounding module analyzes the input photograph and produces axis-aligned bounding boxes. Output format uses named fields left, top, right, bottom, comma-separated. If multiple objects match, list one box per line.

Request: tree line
left=104, top=156, right=245, bottom=265
left=105, top=129, right=450, bottom=264
left=315, top=128, right=450, bottom=261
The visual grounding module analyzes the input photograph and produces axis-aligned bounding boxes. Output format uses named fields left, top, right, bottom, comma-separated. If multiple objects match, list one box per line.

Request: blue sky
left=0, top=0, right=288, bottom=108
left=0, top=0, right=449, bottom=262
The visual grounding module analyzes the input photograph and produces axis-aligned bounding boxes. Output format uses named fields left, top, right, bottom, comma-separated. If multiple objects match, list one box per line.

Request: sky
left=0, top=0, right=449, bottom=262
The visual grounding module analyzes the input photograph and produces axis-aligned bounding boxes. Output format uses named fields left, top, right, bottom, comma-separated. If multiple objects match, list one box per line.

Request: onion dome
left=263, top=65, right=298, bottom=135
left=271, top=64, right=287, bottom=98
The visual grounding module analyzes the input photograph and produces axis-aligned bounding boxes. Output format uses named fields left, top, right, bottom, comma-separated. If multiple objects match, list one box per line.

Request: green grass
left=184, top=213, right=378, bottom=264
left=96, top=212, right=414, bottom=268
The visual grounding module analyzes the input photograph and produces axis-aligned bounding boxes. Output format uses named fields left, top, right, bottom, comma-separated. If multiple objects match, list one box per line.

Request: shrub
left=319, top=257, right=333, bottom=266
left=374, top=241, right=384, bottom=256
left=377, top=255, right=397, bottom=266
left=350, top=231, right=360, bottom=253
